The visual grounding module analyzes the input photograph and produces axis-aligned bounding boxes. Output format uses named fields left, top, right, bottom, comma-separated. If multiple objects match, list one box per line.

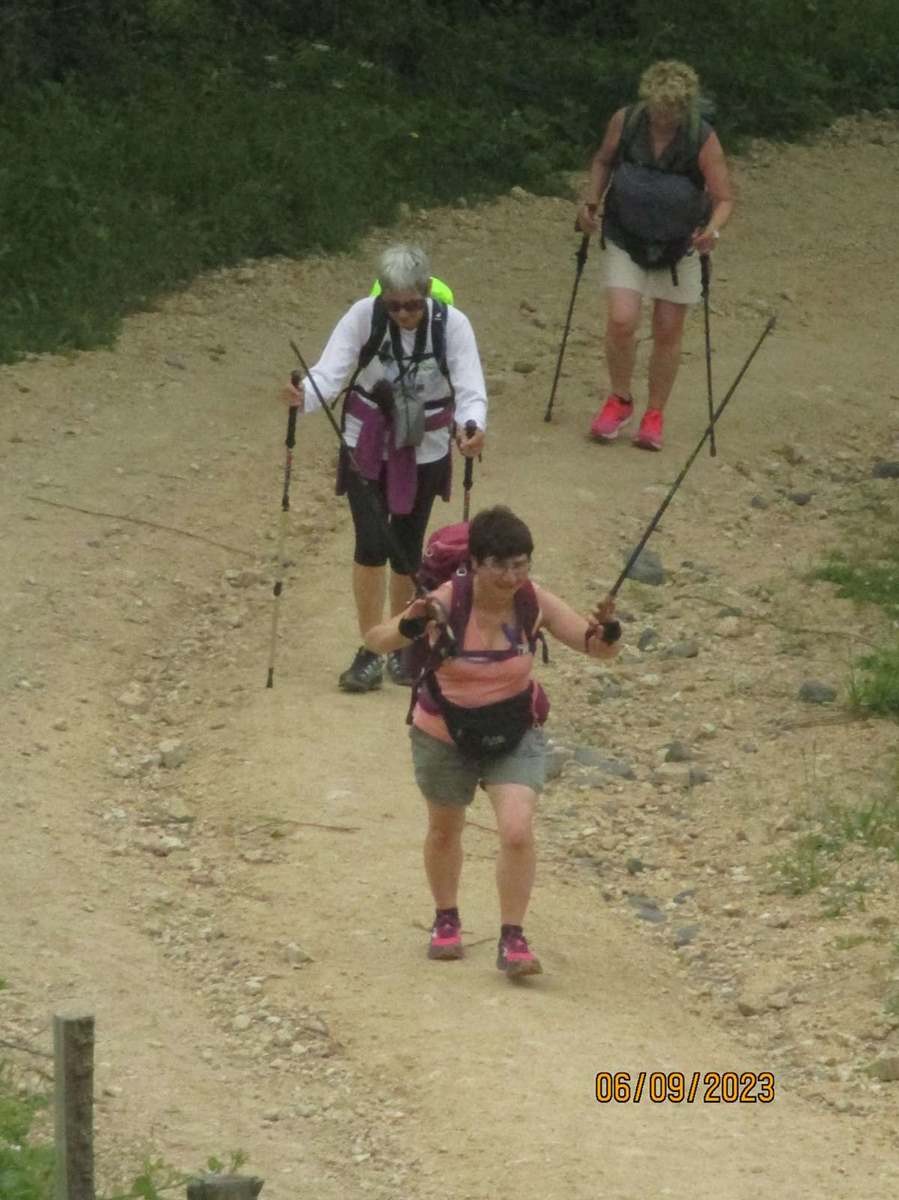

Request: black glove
left=398, top=615, right=429, bottom=640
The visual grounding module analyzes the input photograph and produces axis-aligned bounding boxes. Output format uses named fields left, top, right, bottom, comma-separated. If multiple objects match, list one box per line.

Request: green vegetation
left=814, top=520, right=899, bottom=717
left=771, top=776, right=899, bottom=912
left=0, top=1065, right=54, bottom=1200
left=2, top=0, right=899, bottom=362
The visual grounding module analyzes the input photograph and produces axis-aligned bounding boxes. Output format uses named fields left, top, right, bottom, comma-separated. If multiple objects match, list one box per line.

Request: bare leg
left=647, top=299, right=689, bottom=411
left=352, top=563, right=386, bottom=638
left=486, top=783, right=537, bottom=925
left=389, top=569, right=415, bottom=617
left=604, top=287, right=642, bottom=398
left=423, top=801, right=466, bottom=909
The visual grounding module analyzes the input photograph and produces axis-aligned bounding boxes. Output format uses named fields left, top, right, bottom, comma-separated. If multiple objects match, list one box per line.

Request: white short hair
left=378, top=244, right=430, bottom=294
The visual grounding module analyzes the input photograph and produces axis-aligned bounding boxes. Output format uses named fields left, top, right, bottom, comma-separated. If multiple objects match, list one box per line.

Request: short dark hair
left=468, top=506, right=534, bottom=563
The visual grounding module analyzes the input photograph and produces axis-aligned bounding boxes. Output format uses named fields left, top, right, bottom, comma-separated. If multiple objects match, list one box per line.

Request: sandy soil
left=2, top=113, right=899, bottom=1199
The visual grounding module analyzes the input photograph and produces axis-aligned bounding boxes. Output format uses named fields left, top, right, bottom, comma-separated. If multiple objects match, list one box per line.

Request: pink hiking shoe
left=427, top=914, right=464, bottom=961
left=496, top=929, right=543, bottom=978
left=633, top=407, right=664, bottom=451
left=590, top=393, right=633, bottom=441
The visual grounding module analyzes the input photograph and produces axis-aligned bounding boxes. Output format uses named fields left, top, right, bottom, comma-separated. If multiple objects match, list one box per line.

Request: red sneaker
left=590, top=394, right=633, bottom=441
left=427, top=915, right=464, bottom=961
left=633, top=407, right=664, bottom=451
left=496, top=930, right=543, bottom=978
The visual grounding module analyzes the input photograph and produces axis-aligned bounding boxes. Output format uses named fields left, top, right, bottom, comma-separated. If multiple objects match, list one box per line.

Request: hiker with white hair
left=284, top=244, right=488, bottom=693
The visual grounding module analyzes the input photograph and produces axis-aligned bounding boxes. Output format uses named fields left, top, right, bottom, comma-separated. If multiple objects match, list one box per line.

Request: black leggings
left=344, top=453, right=450, bottom=572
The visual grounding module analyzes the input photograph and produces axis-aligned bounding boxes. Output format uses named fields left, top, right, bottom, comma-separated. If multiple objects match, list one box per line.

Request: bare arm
left=535, top=586, right=621, bottom=660
left=692, top=131, right=735, bottom=254
left=577, top=108, right=626, bottom=234
left=364, top=586, right=451, bottom=654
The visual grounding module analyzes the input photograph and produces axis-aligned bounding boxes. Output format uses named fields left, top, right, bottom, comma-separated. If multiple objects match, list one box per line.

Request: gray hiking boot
left=386, top=649, right=414, bottom=686
left=338, top=646, right=384, bottom=693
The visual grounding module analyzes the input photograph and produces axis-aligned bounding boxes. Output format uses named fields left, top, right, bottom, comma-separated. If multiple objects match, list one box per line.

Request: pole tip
left=265, top=670, right=274, bottom=688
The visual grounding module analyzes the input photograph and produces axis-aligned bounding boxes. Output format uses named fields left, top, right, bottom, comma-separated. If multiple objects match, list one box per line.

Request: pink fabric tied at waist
left=345, top=391, right=454, bottom=515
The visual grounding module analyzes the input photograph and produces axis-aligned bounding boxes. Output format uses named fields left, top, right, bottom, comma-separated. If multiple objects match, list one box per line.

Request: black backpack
left=602, top=101, right=713, bottom=281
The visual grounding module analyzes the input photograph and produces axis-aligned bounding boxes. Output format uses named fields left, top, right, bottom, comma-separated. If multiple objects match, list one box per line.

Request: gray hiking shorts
left=409, top=725, right=546, bottom=807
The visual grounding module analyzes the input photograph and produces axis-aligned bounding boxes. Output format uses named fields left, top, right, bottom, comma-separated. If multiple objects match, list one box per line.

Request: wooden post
left=53, top=1010, right=95, bottom=1200
left=187, top=1177, right=264, bottom=1200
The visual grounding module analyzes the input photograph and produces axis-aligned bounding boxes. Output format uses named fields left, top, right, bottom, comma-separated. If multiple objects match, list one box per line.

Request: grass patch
left=0, top=1064, right=54, bottom=1200
left=771, top=769, right=899, bottom=909
left=813, top=515, right=899, bottom=718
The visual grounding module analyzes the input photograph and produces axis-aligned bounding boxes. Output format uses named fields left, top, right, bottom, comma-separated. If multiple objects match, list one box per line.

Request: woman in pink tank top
left=366, top=506, right=620, bottom=978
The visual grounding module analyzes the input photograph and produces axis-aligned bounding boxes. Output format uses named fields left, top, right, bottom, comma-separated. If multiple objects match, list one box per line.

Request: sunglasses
left=385, top=298, right=427, bottom=314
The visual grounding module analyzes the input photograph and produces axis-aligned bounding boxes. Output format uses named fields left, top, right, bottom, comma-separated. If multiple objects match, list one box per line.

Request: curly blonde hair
left=638, top=60, right=700, bottom=116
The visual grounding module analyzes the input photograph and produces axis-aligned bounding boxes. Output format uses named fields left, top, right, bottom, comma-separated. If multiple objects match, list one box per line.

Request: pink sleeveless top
left=412, top=598, right=536, bottom=745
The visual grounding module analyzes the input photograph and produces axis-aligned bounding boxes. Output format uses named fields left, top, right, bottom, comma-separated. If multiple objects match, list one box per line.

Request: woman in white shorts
left=577, top=60, right=734, bottom=451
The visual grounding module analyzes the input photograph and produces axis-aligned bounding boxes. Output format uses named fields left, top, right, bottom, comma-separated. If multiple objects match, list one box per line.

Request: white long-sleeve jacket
left=302, top=297, right=488, bottom=464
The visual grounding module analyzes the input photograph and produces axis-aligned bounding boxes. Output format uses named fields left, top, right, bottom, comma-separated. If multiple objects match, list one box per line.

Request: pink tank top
left=412, top=603, right=535, bottom=745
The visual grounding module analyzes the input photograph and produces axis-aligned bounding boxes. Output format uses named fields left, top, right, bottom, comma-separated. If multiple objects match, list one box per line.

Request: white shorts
left=600, top=239, right=701, bottom=305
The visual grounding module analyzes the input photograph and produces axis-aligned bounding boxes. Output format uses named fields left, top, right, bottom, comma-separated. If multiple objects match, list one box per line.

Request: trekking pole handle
left=700, top=253, right=711, bottom=298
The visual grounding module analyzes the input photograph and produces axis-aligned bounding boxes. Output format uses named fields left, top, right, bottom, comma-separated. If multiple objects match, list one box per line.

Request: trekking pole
left=608, top=314, right=776, bottom=599
left=701, top=255, right=716, bottom=458
left=461, top=419, right=478, bottom=521
left=288, top=339, right=419, bottom=585
left=265, top=402, right=299, bottom=687
left=544, top=217, right=594, bottom=423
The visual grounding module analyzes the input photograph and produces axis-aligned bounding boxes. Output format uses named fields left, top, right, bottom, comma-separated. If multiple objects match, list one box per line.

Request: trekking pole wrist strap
left=399, top=615, right=429, bottom=640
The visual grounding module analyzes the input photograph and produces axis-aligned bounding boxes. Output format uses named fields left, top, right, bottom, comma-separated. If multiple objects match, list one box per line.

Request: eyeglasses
left=385, top=298, right=427, bottom=314
left=481, top=556, right=531, bottom=577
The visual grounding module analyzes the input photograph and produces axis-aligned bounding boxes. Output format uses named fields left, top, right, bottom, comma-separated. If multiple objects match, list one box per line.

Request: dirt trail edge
left=2, top=115, right=899, bottom=1199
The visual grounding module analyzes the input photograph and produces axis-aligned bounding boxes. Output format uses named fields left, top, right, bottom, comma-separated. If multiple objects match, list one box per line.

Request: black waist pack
left=427, top=676, right=535, bottom=758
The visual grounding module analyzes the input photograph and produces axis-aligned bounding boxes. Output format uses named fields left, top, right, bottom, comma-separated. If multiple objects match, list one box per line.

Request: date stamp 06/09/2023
left=595, top=1071, right=776, bottom=1105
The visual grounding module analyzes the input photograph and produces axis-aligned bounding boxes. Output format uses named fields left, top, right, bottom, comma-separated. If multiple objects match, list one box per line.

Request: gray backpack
left=602, top=102, right=713, bottom=279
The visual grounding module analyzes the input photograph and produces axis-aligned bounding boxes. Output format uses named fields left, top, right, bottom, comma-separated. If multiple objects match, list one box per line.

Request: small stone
left=664, top=740, right=692, bottom=763
left=716, top=616, right=743, bottom=638
left=165, top=796, right=195, bottom=823
left=224, top=568, right=262, bottom=588
left=798, top=680, right=837, bottom=704
left=232, top=1014, right=253, bottom=1032
left=117, top=683, right=150, bottom=713
left=674, top=924, right=700, bottom=947
left=544, top=743, right=574, bottom=781
left=638, top=628, right=658, bottom=651
left=164, top=354, right=187, bottom=370
left=107, top=760, right=136, bottom=779
left=625, top=858, right=645, bottom=875
left=872, top=461, right=899, bottom=479
left=286, top=942, right=313, bottom=965
left=158, top=738, right=189, bottom=768
left=869, top=1055, right=899, bottom=1082
left=509, top=185, right=530, bottom=201
left=788, top=492, right=813, bottom=506
left=664, top=639, right=699, bottom=659
left=749, top=495, right=769, bottom=510
left=624, top=547, right=665, bottom=586
left=52, top=719, right=68, bottom=732
left=652, top=763, right=692, bottom=787
left=737, top=999, right=761, bottom=1017
left=512, top=360, right=537, bottom=375
left=688, top=766, right=711, bottom=786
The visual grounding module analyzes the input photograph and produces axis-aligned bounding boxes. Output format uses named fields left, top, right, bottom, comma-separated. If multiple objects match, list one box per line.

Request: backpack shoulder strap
left=430, top=299, right=451, bottom=382
left=514, top=581, right=549, bottom=663
left=358, top=295, right=389, bottom=370
left=340, top=296, right=390, bottom=417
left=616, top=102, right=645, bottom=164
